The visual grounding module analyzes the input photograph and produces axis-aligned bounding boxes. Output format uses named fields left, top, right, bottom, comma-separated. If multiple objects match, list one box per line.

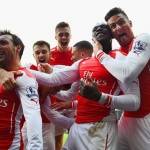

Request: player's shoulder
left=30, top=64, right=37, bottom=70
left=18, top=67, right=35, bottom=79
left=109, top=49, right=120, bottom=57
left=135, top=33, right=150, bottom=42
left=109, top=49, right=126, bottom=58
left=67, top=46, right=72, bottom=51
left=23, top=63, right=36, bottom=69
left=16, top=67, right=37, bottom=87
left=50, top=46, right=57, bottom=52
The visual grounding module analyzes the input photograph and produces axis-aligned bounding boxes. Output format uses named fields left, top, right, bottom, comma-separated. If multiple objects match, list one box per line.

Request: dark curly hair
left=92, top=23, right=112, bottom=54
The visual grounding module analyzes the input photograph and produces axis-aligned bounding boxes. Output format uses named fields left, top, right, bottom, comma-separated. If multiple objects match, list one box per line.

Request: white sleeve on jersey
left=55, top=81, right=80, bottom=101
left=16, top=71, right=43, bottom=150
left=97, top=33, right=150, bottom=83
left=30, top=60, right=80, bottom=87
left=99, top=51, right=141, bottom=111
left=108, top=79, right=140, bottom=111
left=42, top=97, right=74, bottom=129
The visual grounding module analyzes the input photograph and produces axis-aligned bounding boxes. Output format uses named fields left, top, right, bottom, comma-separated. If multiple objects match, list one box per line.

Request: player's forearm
left=55, top=90, right=75, bottom=101
left=111, top=94, right=140, bottom=111
left=98, top=92, right=140, bottom=111
left=42, top=104, right=74, bottom=129
left=57, top=81, right=79, bottom=100
left=96, top=33, right=150, bottom=83
left=30, top=65, right=80, bottom=87
left=98, top=53, right=148, bottom=83
left=55, top=82, right=79, bottom=101
left=97, top=54, right=138, bottom=83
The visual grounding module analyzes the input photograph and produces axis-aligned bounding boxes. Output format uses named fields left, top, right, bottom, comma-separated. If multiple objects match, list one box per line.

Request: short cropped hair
left=33, top=40, right=50, bottom=50
left=55, top=22, right=70, bottom=32
left=73, top=40, right=93, bottom=56
left=105, top=7, right=129, bottom=21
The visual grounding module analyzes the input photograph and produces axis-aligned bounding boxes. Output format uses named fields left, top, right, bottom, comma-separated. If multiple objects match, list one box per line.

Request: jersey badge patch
left=133, top=40, right=147, bottom=54
left=26, top=86, right=38, bottom=98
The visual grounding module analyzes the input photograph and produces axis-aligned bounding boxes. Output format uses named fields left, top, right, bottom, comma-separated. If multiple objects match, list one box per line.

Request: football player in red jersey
left=0, top=31, right=43, bottom=149
left=49, top=21, right=72, bottom=66
left=22, top=40, right=55, bottom=150
left=93, top=7, right=150, bottom=150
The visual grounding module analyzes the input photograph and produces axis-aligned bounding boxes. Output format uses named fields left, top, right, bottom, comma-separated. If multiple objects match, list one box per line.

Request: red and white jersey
left=0, top=86, right=23, bottom=150
left=0, top=67, right=43, bottom=150
left=49, top=46, right=73, bottom=66
left=97, top=33, right=150, bottom=117
left=76, top=57, right=118, bottom=123
left=110, top=50, right=140, bottom=112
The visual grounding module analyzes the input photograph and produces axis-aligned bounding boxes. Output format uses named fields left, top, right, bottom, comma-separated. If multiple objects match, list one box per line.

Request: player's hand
left=79, top=78, right=101, bottom=101
left=38, top=63, right=53, bottom=74
left=0, top=69, right=23, bottom=90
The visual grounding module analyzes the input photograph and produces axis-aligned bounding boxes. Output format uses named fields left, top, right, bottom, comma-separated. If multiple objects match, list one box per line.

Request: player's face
left=71, top=47, right=81, bottom=62
left=107, top=13, right=134, bottom=47
left=0, top=35, right=16, bottom=68
left=55, top=27, right=71, bottom=50
left=33, top=45, right=50, bottom=64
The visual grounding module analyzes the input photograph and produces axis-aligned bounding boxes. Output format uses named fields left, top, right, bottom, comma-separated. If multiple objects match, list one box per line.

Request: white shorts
left=62, top=121, right=118, bottom=150
left=117, top=113, right=150, bottom=150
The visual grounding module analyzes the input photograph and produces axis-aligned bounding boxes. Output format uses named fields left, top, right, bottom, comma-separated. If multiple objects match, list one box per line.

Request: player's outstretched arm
left=42, top=97, right=74, bottom=129
left=30, top=61, right=80, bottom=87
left=79, top=78, right=140, bottom=111
left=96, top=33, right=150, bottom=83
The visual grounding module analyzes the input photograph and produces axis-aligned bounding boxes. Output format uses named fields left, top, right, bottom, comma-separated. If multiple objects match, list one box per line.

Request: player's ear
left=81, top=52, right=85, bottom=58
left=70, top=33, right=72, bottom=39
left=55, top=34, right=57, bottom=40
left=129, top=20, right=132, bottom=27
left=16, top=45, right=21, bottom=53
left=33, top=53, right=35, bottom=59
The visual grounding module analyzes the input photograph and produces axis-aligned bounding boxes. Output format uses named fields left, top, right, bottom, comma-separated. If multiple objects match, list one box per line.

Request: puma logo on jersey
left=0, top=99, right=8, bottom=107
left=30, top=99, right=38, bottom=104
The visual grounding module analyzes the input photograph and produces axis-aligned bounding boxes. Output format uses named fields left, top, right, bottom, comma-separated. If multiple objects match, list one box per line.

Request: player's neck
left=7, top=62, right=21, bottom=71
left=57, top=45, right=69, bottom=52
